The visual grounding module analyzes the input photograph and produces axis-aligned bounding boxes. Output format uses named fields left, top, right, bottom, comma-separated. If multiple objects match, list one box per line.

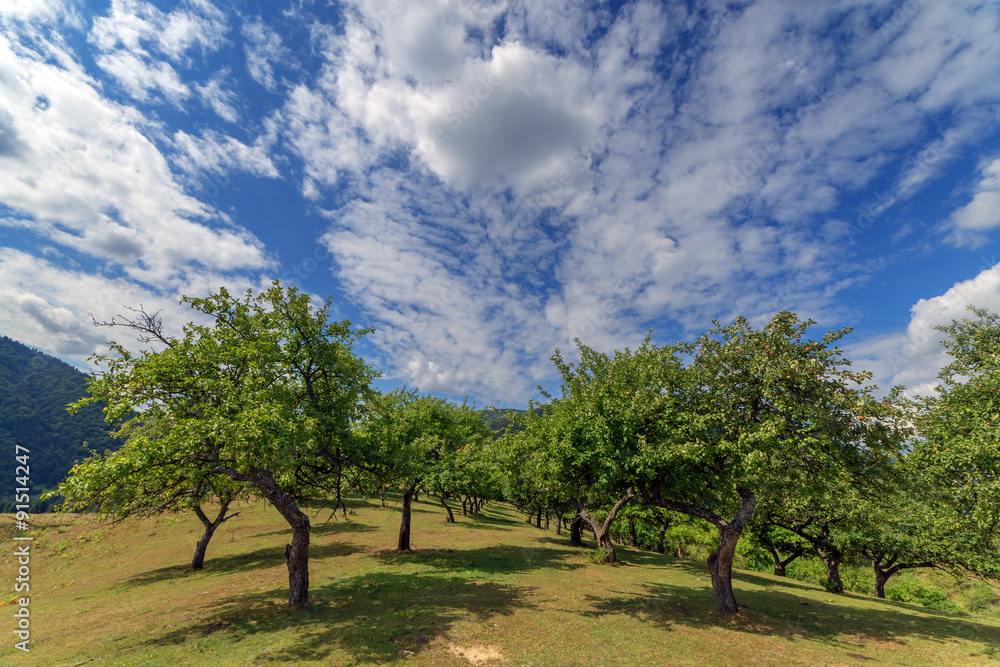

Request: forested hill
left=0, top=335, right=117, bottom=495
left=481, top=408, right=527, bottom=436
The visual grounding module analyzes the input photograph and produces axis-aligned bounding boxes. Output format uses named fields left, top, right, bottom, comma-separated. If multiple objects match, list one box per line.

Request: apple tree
left=68, top=282, right=377, bottom=607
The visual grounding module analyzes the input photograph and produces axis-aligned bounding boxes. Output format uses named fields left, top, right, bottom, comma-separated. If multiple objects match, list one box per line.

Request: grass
left=2, top=496, right=1000, bottom=666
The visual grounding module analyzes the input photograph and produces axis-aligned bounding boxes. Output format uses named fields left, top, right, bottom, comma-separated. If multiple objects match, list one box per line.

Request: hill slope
left=3, top=496, right=999, bottom=666
left=0, top=335, right=117, bottom=496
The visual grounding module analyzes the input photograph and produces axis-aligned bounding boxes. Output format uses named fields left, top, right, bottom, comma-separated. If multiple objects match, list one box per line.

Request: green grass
left=3, top=497, right=1000, bottom=666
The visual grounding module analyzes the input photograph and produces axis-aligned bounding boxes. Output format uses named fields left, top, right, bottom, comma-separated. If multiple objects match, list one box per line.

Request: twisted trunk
left=439, top=493, right=455, bottom=523
left=253, top=469, right=310, bottom=607
left=577, top=490, right=635, bottom=565
left=640, top=485, right=756, bottom=615
left=191, top=501, right=238, bottom=570
left=867, top=550, right=934, bottom=598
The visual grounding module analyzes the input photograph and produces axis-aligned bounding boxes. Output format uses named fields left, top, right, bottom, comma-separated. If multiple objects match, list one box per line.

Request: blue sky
left=1, top=0, right=999, bottom=407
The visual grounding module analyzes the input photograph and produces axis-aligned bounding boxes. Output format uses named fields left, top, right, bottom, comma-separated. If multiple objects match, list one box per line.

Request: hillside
left=0, top=336, right=118, bottom=498
left=3, top=496, right=999, bottom=666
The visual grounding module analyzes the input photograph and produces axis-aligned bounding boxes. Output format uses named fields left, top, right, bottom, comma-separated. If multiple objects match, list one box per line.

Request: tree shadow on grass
left=144, top=571, right=539, bottom=664
left=124, top=540, right=359, bottom=587
left=578, top=579, right=1000, bottom=651
left=371, top=544, right=575, bottom=576
left=251, top=520, right=378, bottom=540
left=450, top=512, right=515, bottom=531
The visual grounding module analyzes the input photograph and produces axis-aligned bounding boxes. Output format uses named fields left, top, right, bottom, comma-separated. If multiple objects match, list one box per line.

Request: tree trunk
left=762, top=541, right=790, bottom=576
left=639, top=486, right=755, bottom=615
left=461, top=498, right=467, bottom=517
left=628, top=518, right=639, bottom=547
left=251, top=469, right=310, bottom=607
left=398, top=485, right=416, bottom=551
left=676, top=540, right=683, bottom=559
left=816, top=546, right=844, bottom=594
left=655, top=525, right=666, bottom=554
left=544, top=511, right=550, bottom=531
left=439, top=494, right=455, bottom=523
left=577, top=490, right=634, bottom=565
left=380, top=486, right=386, bottom=508
left=874, top=567, right=890, bottom=599
left=535, top=507, right=542, bottom=528
left=555, top=511, right=563, bottom=536
left=597, top=531, right=618, bottom=564
left=868, top=554, right=931, bottom=599
left=191, top=501, right=238, bottom=570
left=708, top=524, right=742, bottom=616
left=570, top=515, right=584, bottom=546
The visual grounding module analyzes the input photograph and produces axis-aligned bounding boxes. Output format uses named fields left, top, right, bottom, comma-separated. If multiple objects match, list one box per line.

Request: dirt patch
left=445, top=641, right=503, bottom=664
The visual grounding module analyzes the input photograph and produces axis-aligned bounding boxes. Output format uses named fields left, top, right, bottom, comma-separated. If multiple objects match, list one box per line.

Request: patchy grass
left=2, top=496, right=1000, bottom=666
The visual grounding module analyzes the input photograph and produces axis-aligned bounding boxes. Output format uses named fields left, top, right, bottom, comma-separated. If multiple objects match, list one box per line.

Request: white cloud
left=0, top=247, right=270, bottom=366
left=171, top=128, right=280, bottom=179
left=241, top=16, right=288, bottom=91
left=951, top=158, right=1000, bottom=231
left=0, top=31, right=272, bottom=287
left=260, top=0, right=1000, bottom=400
left=94, top=49, right=190, bottom=104
left=850, top=263, right=1000, bottom=397
left=196, top=71, right=240, bottom=122
left=90, top=0, right=228, bottom=105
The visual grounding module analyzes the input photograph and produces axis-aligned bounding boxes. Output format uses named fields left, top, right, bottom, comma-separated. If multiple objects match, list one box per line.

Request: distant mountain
left=0, top=336, right=118, bottom=503
left=481, top=408, right=528, bottom=436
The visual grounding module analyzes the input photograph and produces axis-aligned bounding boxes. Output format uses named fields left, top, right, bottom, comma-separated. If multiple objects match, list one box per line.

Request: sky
left=1, top=0, right=999, bottom=407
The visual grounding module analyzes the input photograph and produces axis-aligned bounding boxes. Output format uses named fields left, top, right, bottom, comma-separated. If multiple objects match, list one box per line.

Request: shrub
left=886, top=575, right=964, bottom=613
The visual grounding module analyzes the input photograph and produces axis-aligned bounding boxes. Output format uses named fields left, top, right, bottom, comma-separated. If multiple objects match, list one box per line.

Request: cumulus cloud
left=951, top=158, right=1000, bottom=231
left=850, top=263, right=1000, bottom=397
left=259, top=0, right=1000, bottom=401
left=0, top=247, right=269, bottom=364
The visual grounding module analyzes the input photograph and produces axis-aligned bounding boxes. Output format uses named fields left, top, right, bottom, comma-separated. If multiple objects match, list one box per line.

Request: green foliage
left=909, top=306, right=1000, bottom=578
left=64, top=282, right=377, bottom=495
left=52, top=282, right=378, bottom=602
left=585, top=544, right=617, bottom=565
left=886, top=573, right=964, bottom=613
left=0, top=335, right=118, bottom=497
left=957, top=581, right=1000, bottom=615
left=359, top=389, right=493, bottom=493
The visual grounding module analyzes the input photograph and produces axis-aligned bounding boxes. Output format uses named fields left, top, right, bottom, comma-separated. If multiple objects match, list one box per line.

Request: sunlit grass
left=2, top=496, right=999, bottom=666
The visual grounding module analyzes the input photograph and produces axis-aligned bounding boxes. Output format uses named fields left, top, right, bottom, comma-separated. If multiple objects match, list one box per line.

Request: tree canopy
left=60, top=282, right=377, bottom=606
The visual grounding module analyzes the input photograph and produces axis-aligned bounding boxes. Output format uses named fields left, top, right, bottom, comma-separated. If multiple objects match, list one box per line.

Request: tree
left=743, top=516, right=811, bottom=577
left=501, top=338, right=680, bottom=564
left=67, top=282, right=377, bottom=606
left=358, top=389, right=491, bottom=551
left=56, top=415, right=246, bottom=570
left=908, top=306, right=1000, bottom=580
left=633, top=312, right=906, bottom=614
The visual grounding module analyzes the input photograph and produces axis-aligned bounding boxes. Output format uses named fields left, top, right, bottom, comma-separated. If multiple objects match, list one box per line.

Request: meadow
left=2, top=496, right=999, bottom=666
